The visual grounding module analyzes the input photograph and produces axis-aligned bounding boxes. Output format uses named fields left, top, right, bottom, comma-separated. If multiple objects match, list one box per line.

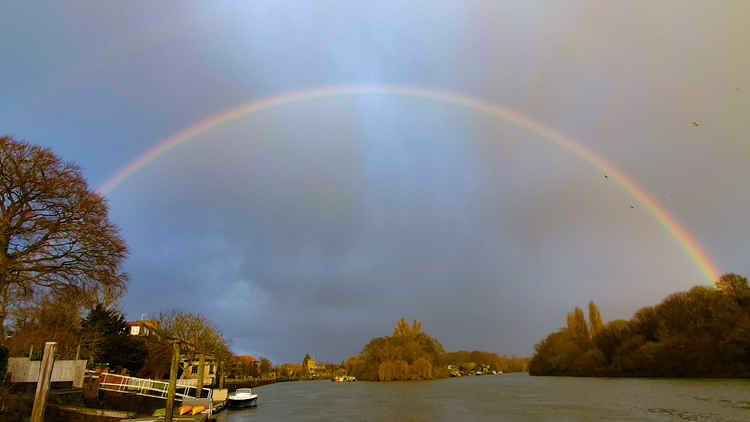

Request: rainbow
left=97, top=84, right=721, bottom=282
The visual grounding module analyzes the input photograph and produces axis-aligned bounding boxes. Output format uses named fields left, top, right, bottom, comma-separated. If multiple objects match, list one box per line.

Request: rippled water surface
left=216, top=373, right=750, bottom=421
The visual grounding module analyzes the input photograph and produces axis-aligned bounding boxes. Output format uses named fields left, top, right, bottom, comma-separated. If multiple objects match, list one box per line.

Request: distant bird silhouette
left=691, top=122, right=700, bottom=127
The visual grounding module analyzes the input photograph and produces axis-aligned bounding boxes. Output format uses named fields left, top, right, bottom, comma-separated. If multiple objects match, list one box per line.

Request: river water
left=217, top=373, right=750, bottom=421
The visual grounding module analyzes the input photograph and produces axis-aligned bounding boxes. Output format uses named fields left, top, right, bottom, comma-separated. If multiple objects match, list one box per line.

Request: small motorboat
left=227, top=388, right=259, bottom=408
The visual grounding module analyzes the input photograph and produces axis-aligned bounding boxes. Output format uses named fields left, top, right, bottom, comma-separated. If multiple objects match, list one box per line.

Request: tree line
left=343, top=317, right=529, bottom=381
left=441, top=350, right=530, bottom=374
left=5, top=290, right=232, bottom=378
left=529, top=273, right=750, bottom=377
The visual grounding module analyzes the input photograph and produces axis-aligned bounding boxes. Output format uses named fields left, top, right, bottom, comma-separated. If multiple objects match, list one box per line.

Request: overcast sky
left=2, top=1, right=749, bottom=363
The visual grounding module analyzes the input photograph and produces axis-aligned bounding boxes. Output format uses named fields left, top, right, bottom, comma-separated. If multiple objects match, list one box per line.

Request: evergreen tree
left=81, top=304, right=145, bottom=373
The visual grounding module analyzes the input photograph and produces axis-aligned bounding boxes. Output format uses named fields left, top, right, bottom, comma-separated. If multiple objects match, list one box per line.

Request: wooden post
left=165, top=342, right=180, bottom=422
left=30, top=342, right=56, bottom=422
left=219, top=360, right=224, bottom=389
left=29, top=345, right=34, bottom=359
left=75, top=343, right=81, bottom=361
left=196, top=353, right=205, bottom=397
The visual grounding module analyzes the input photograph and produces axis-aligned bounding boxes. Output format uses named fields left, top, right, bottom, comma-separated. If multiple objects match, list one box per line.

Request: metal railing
left=92, top=371, right=212, bottom=401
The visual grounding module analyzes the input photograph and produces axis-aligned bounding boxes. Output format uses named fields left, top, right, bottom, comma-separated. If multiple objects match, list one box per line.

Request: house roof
left=232, top=355, right=259, bottom=363
left=125, top=320, right=159, bottom=330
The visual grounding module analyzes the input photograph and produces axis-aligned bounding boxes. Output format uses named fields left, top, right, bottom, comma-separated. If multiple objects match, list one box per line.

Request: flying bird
left=691, top=122, right=700, bottom=127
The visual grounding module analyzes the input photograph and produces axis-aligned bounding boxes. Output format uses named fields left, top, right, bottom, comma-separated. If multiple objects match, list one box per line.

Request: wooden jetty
left=124, top=416, right=207, bottom=422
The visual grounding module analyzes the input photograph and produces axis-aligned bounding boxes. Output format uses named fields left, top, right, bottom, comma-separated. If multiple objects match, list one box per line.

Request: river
left=216, top=373, right=750, bottom=421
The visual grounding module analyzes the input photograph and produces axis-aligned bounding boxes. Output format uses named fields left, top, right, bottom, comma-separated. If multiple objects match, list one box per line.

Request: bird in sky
left=691, top=122, right=700, bottom=127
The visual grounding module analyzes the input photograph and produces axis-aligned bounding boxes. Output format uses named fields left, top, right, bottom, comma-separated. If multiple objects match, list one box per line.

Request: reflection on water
left=216, top=373, right=750, bottom=422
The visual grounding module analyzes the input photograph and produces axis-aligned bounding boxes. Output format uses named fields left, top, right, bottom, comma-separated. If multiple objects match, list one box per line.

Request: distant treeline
left=442, top=351, right=529, bottom=373
left=343, top=317, right=529, bottom=381
left=529, top=273, right=750, bottom=377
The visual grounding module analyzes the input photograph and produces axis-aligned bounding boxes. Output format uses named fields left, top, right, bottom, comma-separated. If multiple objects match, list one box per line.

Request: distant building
left=303, top=358, right=326, bottom=374
left=231, top=355, right=260, bottom=367
left=125, top=320, right=158, bottom=337
left=180, top=355, right=217, bottom=386
left=228, top=355, right=260, bottom=378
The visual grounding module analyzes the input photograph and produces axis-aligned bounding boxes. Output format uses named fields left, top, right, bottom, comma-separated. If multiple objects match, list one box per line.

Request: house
left=125, top=320, right=158, bottom=337
left=231, top=355, right=260, bottom=367
left=228, top=355, right=260, bottom=378
left=180, top=355, right=217, bottom=386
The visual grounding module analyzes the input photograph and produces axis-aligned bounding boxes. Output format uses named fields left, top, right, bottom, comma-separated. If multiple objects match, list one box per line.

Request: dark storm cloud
left=2, top=1, right=749, bottom=362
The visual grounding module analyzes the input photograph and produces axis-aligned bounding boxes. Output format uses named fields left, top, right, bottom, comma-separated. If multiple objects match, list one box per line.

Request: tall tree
left=259, top=357, right=272, bottom=375
left=717, top=273, right=750, bottom=307
left=156, top=309, right=231, bottom=360
left=588, top=301, right=604, bottom=337
left=0, top=137, right=128, bottom=338
left=566, top=307, right=589, bottom=343
left=393, top=317, right=422, bottom=338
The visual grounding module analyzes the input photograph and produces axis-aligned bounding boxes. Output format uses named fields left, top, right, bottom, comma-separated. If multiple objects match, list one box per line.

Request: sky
left=1, top=1, right=749, bottom=363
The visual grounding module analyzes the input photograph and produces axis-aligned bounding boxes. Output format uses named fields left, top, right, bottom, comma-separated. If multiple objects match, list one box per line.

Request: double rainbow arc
left=97, top=84, right=720, bottom=282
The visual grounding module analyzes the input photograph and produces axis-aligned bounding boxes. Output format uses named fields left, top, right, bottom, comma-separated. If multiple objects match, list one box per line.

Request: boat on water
left=332, top=375, right=356, bottom=382
left=227, top=388, right=259, bottom=408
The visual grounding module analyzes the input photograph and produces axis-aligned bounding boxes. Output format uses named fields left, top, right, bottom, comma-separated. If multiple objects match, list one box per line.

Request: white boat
left=227, top=388, right=258, bottom=408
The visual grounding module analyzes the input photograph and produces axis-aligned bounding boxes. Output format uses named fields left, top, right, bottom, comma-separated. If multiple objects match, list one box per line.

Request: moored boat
left=227, top=388, right=258, bottom=408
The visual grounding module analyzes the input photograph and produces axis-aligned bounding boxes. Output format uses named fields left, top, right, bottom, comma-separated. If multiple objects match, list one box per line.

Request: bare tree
left=156, top=309, right=231, bottom=360
left=7, top=292, right=83, bottom=359
left=0, top=136, right=128, bottom=339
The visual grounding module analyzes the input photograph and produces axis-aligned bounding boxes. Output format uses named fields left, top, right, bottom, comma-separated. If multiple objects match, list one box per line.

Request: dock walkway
left=94, top=371, right=211, bottom=401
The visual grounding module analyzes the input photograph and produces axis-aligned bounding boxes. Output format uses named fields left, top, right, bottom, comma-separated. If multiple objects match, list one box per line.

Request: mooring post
left=75, top=343, right=81, bottom=361
left=30, top=342, right=57, bottom=422
left=165, top=341, right=180, bottom=422
left=196, top=353, right=205, bottom=397
left=219, top=360, right=225, bottom=389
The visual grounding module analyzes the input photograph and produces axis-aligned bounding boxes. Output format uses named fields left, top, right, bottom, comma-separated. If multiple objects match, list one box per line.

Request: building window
left=130, top=326, right=140, bottom=336
left=191, top=365, right=198, bottom=374
left=209, top=364, right=215, bottom=375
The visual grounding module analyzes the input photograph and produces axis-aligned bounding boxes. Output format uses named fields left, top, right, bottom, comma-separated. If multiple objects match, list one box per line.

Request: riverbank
left=0, top=386, right=181, bottom=422
left=0, top=393, right=132, bottom=422
left=224, top=376, right=293, bottom=391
